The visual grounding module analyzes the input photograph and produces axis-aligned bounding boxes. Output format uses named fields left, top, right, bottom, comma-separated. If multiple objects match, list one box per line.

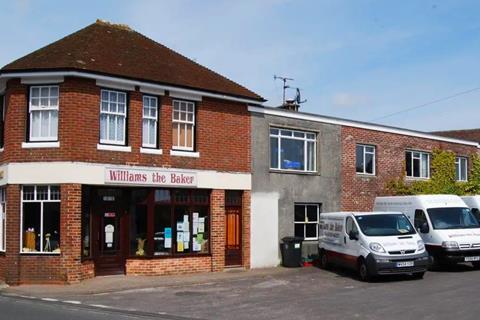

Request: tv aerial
left=274, top=75, right=307, bottom=106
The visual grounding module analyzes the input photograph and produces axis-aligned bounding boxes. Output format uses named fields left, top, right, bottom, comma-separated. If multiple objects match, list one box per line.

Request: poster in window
left=176, top=232, right=183, bottom=242
left=164, top=227, right=172, bottom=248
left=193, top=238, right=201, bottom=252
left=177, top=241, right=184, bottom=252
left=176, top=222, right=184, bottom=231
left=198, top=217, right=205, bottom=233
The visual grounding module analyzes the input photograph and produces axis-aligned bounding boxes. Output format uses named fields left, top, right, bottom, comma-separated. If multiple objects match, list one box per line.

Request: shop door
left=225, top=206, right=242, bottom=266
left=93, top=207, right=126, bottom=275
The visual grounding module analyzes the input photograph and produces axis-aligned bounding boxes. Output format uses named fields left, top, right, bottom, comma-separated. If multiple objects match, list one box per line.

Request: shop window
left=0, top=188, right=5, bottom=252
left=455, top=157, right=468, bottom=182
left=172, top=100, right=195, bottom=151
left=21, top=185, right=61, bottom=253
left=81, top=188, right=91, bottom=258
left=406, top=150, right=430, bottom=179
left=294, top=203, right=320, bottom=240
left=142, top=95, right=158, bottom=148
left=100, top=89, right=127, bottom=145
left=29, top=86, right=59, bottom=142
left=130, top=189, right=210, bottom=257
left=356, top=144, right=375, bottom=175
left=270, top=128, right=316, bottom=172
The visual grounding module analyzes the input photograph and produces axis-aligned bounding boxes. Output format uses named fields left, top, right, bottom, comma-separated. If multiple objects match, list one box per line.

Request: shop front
left=0, top=163, right=251, bottom=284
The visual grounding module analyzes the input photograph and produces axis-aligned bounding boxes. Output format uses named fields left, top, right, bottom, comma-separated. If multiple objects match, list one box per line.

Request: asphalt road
left=4, top=264, right=480, bottom=320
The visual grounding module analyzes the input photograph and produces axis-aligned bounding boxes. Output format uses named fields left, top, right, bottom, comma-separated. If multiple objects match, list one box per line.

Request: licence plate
left=465, top=256, right=480, bottom=262
left=396, top=261, right=414, bottom=268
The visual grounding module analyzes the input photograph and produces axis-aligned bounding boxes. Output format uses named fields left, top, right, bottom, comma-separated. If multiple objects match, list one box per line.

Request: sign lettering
left=105, top=168, right=197, bottom=187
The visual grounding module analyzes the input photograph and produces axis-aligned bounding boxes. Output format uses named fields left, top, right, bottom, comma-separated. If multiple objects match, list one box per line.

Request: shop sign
left=105, top=167, right=197, bottom=187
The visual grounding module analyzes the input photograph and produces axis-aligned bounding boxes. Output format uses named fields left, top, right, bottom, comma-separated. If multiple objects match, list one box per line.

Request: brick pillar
left=60, top=184, right=82, bottom=283
left=242, top=190, right=251, bottom=269
left=5, top=184, right=20, bottom=285
left=211, top=189, right=225, bottom=271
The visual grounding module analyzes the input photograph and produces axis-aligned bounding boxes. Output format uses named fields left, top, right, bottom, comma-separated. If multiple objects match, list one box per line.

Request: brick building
left=249, top=106, right=479, bottom=267
left=0, top=21, right=263, bottom=284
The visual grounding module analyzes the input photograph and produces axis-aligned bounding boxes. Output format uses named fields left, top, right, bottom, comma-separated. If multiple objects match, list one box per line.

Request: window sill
left=0, top=148, right=4, bottom=153
left=269, top=169, right=317, bottom=175
left=170, top=150, right=200, bottom=158
left=140, top=147, right=163, bottom=155
left=356, top=173, right=376, bottom=178
left=20, top=252, right=61, bottom=256
left=405, top=177, right=430, bottom=181
left=22, top=142, right=60, bottom=149
left=97, top=144, right=132, bottom=152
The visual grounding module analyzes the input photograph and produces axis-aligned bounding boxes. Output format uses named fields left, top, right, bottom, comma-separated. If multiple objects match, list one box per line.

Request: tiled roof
left=432, top=129, right=480, bottom=143
left=1, top=20, right=264, bottom=101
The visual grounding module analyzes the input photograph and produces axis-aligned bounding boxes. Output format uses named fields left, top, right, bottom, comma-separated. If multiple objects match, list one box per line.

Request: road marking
left=63, top=300, right=82, bottom=304
left=41, top=298, right=58, bottom=302
left=89, top=304, right=112, bottom=309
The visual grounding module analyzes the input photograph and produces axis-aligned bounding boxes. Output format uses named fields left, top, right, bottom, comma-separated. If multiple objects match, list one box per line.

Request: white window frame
left=142, top=95, right=158, bottom=148
left=455, top=156, right=468, bottom=182
left=20, top=185, right=61, bottom=254
left=172, top=99, right=195, bottom=151
left=356, top=144, right=376, bottom=175
left=406, top=150, right=430, bottom=179
left=100, top=89, right=127, bottom=146
left=294, top=204, right=320, bottom=240
left=29, top=85, right=59, bottom=142
left=0, top=188, right=5, bottom=252
left=270, top=127, right=317, bottom=173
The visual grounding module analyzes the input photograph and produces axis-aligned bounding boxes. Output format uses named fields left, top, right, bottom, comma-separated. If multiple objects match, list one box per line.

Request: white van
left=374, top=195, right=480, bottom=267
left=461, top=196, right=480, bottom=222
left=318, top=211, right=429, bottom=281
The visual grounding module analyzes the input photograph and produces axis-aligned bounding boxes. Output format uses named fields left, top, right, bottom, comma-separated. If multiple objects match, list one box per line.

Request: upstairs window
left=356, top=144, right=375, bottom=175
left=270, top=128, right=316, bottom=172
left=0, top=95, right=4, bottom=148
left=142, top=96, right=158, bottom=148
left=455, top=157, right=468, bottom=182
left=100, top=90, right=127, bottom=145
left=29, top=86, right=59, bottom=141
left=406, top=150, right=430, bottom=179
left=172, top=100, right=195, bottom=151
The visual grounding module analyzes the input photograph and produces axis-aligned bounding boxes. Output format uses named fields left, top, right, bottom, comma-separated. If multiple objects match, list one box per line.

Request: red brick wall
left=341, top=126, right=479, bottom=211
left=2, top=77, right=251, bottom=173
left=126, top=256, right=212, bottom=275
left=242, top=190, right=251, bottom=269
left=0, top=255, right=5, bottom=281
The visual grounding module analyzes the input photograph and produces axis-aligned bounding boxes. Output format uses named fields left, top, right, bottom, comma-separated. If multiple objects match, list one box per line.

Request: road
left=3, top=264, right=480, bottom=320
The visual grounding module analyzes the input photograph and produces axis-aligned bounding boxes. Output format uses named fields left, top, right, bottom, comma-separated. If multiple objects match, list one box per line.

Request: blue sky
left=1, top=0, right=480, bottom=131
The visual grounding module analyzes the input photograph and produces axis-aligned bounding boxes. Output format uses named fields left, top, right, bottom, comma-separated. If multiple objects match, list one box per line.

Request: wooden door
left=93, top=206, right=126, bottom=276
left=225, top=206, right=242, bottom=266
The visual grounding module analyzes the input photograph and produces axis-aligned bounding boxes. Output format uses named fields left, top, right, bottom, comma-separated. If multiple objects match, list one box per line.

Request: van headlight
left=442, top=241, right=459, bottom=249
left=369, top=242, right=386, bottom=253
left=417, top=240, right=425, bottom=252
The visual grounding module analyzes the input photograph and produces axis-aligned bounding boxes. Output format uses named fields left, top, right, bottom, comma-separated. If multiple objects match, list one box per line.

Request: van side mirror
left=419, top=222, right=429, bottom=234
left=349, top=230, right=359, bottom=241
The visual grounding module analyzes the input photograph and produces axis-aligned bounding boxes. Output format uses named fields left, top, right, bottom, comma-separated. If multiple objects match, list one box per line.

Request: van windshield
left=427, top=207, right=480, bottom=230
left=355, top=214, right=416, bottom=237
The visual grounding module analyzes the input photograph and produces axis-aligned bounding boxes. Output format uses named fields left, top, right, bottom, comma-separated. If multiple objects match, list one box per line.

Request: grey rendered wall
left=251, top=111, right=342, bottom=262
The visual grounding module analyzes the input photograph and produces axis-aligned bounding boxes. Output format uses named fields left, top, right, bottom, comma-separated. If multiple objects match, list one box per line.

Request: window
left=0, top=188, right=5, bottom=251
left=29, top=86, right=59, bottom=141
left=356, top=144, right=375, bottom=175
left=0, top=95, right=4, bottom=148
left=270, top=128, right=316, bottom=172
left=455, top=157, right=468, bottom=182
left=472, top=208, right=480, bottom=223
left=100, top=89, right=127, bottom=145
left=406, top=150, right=430, bottom=178
left=142, top=96, right=158, bottom=148
left=294, top=204, right=320, bottom=240
left=172, top=100, right=195, bottom=150
left=21, top=185, right=61, bottom=253
left=345, top=216, right=359, bottom=236
left=414, top=209, right=428, bottom=230
left=130, top=189, right=210, bottom=257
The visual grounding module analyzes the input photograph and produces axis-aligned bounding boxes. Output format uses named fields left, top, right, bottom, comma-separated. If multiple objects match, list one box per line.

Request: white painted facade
left=250, top=192, right=280, bottom=268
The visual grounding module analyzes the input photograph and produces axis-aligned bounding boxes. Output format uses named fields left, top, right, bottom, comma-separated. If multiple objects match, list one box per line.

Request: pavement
left=3, top=264, right=480, bottom=319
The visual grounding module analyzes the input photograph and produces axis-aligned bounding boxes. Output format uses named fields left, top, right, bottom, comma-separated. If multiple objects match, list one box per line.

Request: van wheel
left=358, top=259, right=372, bottom=282
left=412, top=272, right=425, bottom=279
left=319, top=250, right=330, bottom=270
left=472, top=261, right=480, bottom=269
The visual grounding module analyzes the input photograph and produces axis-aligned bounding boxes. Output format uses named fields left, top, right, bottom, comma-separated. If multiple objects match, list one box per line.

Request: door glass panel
left=103, top=214, right=117, bottom=253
